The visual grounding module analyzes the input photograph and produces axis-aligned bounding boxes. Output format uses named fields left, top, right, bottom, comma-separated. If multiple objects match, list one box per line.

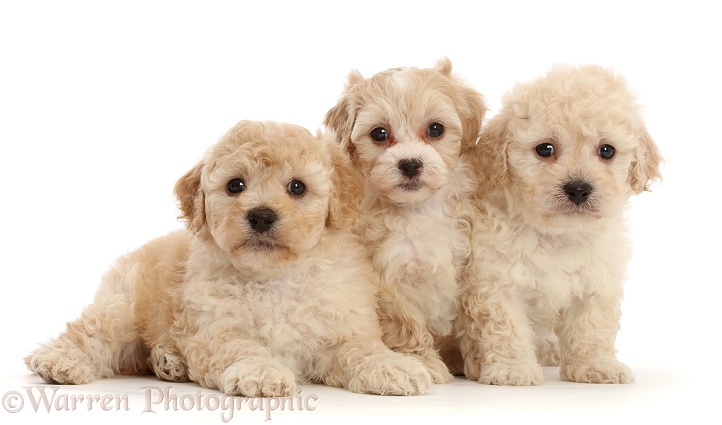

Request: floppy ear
left=629, top=125, right=663, bottom=194
left=323, top=70, right=364, bottom=160
left=173, top=162, right=206, bottom=233
left=322, top=132, right=364, bottom=230
left=458, top=85, right=487, bottom=151
left=476, top=109, right=512, bottom=187
left=435, top=58, right=486, bottom=150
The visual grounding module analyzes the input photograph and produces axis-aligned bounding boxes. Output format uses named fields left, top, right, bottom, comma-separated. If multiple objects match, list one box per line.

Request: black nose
left=247, top=208, right=276, bottom=233
left=398, top=159, right=423, bottom=178
left=563, top=181, right=593, bottom=205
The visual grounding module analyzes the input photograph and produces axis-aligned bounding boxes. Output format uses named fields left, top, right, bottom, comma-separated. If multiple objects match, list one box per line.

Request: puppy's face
left=479, top=65, right=662, bottom=230
left=325, top=58, right=486, bottom=205
left=174, top=121, right=362, bottom=271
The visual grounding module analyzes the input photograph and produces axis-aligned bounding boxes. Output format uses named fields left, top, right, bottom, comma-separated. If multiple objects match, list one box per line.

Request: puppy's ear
left=435, top=57, right=453, bottom=76
left=458, top=85, right=487, bottom=151
left=477, top=110, right=511, bottom=186
left=437, top=58, right=486, bottom=150
left=322, top=132, right=364, bottom=230
left=324, top=71, right=364, bottom=160
left=174, top=162, right=206, bottom=233
left=629, top=125, right=663, bottom=193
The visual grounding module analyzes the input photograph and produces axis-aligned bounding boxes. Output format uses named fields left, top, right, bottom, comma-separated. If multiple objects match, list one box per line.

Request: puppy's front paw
left=150, top=346, right=188, bottom=382
left=25, top=344, right=96, bottom=384
left=411, top=353, right=454, bottom=384
left=561, top=358, right=634, bottom=384
left=478, top=361, right=543, bottom=386
left=220, top=358, right=296, bottom=397
left=349, top=352, right=432, bottom=395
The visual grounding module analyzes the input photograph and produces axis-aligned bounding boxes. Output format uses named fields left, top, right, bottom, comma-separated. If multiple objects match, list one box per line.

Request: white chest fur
left=370, top=196, right=469, bottom=336
left=499, top=218, right=630, bottom=316
left=184, top=269, right=346, bottom=380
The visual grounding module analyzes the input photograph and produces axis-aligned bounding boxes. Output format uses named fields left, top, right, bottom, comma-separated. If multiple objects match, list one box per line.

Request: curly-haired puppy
left=459, top=65, right=662, bottom=385
left=324, top=59, right=487, bottom=383
left=25, top=120, right=432, bottom=396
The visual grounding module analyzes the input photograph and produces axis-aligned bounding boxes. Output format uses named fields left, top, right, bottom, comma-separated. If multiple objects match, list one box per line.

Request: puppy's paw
left=536, top=337, right=560, bottom=367
left=561, top=358, right=634, bottom=384
left=478, top=361, right=543, bottom=386
left=25, top=344, right=96, bottom=384
left=411, top=353, right=454, bottom=384
left=150, top=346, right=188, bottom=382
left=220, top=358, right=296, bottom=397
left=349, top=352, right=432, bottom=396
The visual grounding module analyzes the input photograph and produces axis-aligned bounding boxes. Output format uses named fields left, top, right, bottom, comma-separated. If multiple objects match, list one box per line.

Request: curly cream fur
left=460, top=65, right=662, bottom=385
left=325, top=59, right=487, bottom=383
left=24, top=121, right=432, bottom=396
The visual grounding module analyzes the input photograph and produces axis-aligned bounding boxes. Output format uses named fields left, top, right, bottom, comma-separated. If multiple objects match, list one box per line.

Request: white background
left=1, top=1, right=720, bottom=424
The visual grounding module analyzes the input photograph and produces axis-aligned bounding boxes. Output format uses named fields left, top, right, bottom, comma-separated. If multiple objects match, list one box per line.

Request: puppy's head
left=324, top=58, right=486, bottom=205
left=174, top=121, right=363, bottom=270
left=478, top=65, right=662, bottom=230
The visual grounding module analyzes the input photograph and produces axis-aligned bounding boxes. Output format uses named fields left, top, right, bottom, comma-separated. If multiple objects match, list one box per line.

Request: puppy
left=460, top=65, right=662, bottom=385
left=25, top=120, right=433, bottom=396
left=324, top=59, right=486, bottom=383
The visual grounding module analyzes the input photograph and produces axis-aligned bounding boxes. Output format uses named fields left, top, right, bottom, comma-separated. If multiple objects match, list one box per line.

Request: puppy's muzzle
left=398, top=158, right=423, bottom=178
left=563, top=181, right=593, bottom=205
left=247, top=208, right=276, bottom=233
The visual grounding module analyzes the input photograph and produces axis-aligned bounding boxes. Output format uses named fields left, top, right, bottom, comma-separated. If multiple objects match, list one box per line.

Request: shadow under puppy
left=25, top=120, right=432, bottom=396
left=461, top=65, right=662, bottom=385
left=325, top=58, right=486, bottom=383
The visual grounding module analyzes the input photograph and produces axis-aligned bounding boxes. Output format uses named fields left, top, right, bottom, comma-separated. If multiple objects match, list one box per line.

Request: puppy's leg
left=25, top=296, right=146, bottom=384
left=559, top=293, right=633, bottom=384
left=149, top=343, right=188, bottom=382
left=142, top=296, right=188, bottom=383
left=183, top=337, right=295, bottom=397
left=25, top=235, right=196, bottom=385
left=460, top=282, right=543, bottom=386
left=323, top=338, right=432, bottom=396
left=25, top=320, right=109, bottom=384
left=379, top=298, right=454, bottom=384
left=25, top=257, right=152, bottom=384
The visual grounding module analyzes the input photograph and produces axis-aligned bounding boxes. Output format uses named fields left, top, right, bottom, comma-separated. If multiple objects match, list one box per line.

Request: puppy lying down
left=25, top=120, right=432, bottom=396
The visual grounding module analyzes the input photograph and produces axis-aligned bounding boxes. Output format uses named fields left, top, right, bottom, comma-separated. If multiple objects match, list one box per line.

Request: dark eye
left=287, top=179, right=306, bottom=196
left=598, top=144, right=616, bottom=159
left=427, top=122, right=444, bottom=138
left=370, top=127, right=389, bottom=142
left=535, top=142, right=555, bottom=158
left=227, top=178, right=245, bottom=194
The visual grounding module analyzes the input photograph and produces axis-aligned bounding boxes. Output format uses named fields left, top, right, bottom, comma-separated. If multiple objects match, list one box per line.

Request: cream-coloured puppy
left=324, top=59, right=486, bottom=383
left=25, top=120, right=432, bottom=396
left=460, top=65, right=662, bottom=385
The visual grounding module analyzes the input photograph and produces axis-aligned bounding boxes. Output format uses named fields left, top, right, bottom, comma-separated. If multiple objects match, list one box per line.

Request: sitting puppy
left=324, top=59, right=486, bottom=383
left=25, top=120, right=432, bottom=396
left=460, top=65, right=662, bottom=385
